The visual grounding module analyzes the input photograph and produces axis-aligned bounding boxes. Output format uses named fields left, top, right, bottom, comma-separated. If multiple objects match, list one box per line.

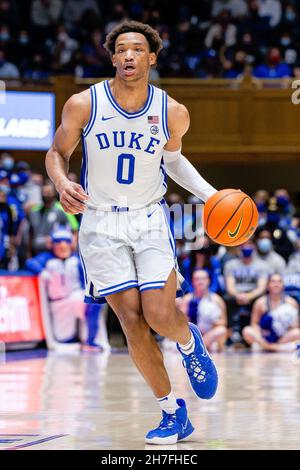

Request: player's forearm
left=163, top=149, right=217, bottom=202
left=45, top=146, right=70, bottom=193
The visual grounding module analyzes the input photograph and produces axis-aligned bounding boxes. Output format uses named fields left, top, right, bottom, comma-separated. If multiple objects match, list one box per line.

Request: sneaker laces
left=182, top=352, right=207, bottom=383
left=159, top=412, right=177, bottom=430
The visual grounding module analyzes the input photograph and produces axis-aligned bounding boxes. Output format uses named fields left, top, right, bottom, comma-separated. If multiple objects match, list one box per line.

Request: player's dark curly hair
left=104, top=20, right=163, bottom=56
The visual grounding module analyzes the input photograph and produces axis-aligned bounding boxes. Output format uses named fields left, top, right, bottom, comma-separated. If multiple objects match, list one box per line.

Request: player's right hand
left=58, top=180, right=89, bottom=215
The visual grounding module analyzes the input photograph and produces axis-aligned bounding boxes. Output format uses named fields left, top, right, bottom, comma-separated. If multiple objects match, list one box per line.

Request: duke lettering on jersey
left=95, top=131, right=160, bottom=154
left=81, top=80, right=170, bottom=208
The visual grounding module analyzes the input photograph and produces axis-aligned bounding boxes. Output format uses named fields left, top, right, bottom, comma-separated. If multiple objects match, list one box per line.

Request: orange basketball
left=203, top=189, right=258, bottom=246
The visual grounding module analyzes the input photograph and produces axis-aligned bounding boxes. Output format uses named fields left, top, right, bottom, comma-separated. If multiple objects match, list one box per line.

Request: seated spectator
left=256, top=227, right=286, bottom=274
left=257, top=0, right=282, bottom=28
left=180, top=269, right=227, bottom=352
left=182, top=235, right=222, bottom=292
left=284, top=234, right=300, bottom=304
left=51, top=25, right=78, bottom=73
left=253, top=189, right=269, bottom=227
left=26, top=226, right=104, bottom=350
left=253, top=47, right=292, bottom=78
left=0, top=180, right=13, bottom=269
left=28, top=181, right=71, bottom=255
left=31, top=0, right=63, bottom=42
left=243, top=273, right=300, bottom=351
left=224, top=239, right=269, bottom=343
left=63, top=0, right=101, bottom=30
left=81, top=28, right=112, bottom=78
left=0, top=48, right=19, bottom=79
left=212, top=0, right=248, bottom=18
left=205, top=10, right=237, bottom=50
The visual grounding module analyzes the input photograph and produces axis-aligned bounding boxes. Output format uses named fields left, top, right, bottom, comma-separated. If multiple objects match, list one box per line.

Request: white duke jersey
left=80, top=80, right=170, bottom=208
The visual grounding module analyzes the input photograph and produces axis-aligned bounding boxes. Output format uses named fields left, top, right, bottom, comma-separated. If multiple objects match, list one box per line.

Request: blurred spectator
left=105, top=3, right=128, bottom=35
left=224, top=239, right=269, bottom=343
left=26, top=226, right=103, bottom=350
left=253, top=189, right=269, bottom=226
left=23, top=52, right=50, bottom=80
left=182, top=236, right=222, bottom=292
left=181, top=268, right=227, bottom=351
left=253, top=47, right=292, bottom=78
left=0, top=180, right=13, bottom=269
left=243, top=273, right=300, bottom=351
left=80, top=28, right=112, bottom=78
left=212, top=0, right=248, bottom=18
left=256, top=227, right=286, bottom=274
left=63, top=0, right=101, bottom=30
left=257, top=0, right=282, bottom=27
left=28, top=181, right=70, bottom=255
left=31, top=0, right=63, bottom=40
left=205, top=10, right=237, bottom=49
left=51, top=25, right=78, bottom=73
left=0, top=48, right=19, bottom=78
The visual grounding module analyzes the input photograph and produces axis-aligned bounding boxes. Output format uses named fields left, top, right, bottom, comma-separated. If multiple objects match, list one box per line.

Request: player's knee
left=216, top=325, right=227, bottom=337
left=143, top=304, right=171, bottom=335
left=117, top=308, right=146, bottom=341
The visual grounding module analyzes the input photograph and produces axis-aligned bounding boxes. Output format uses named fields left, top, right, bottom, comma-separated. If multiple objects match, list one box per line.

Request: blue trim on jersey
left=104, top=80, right=154, bottom=119
left=162, top=90, right=170, bottom=141
left=82, top=85, right=97, bottom=137
left=139, top=281, right=166, bottom=288
left=98, top=279, right=138, bottom=296
left=99, top=283, right=139, bottom=296
left=160, top=157, right=168, bottom=189
left=80, top=136, right=88, bottom=193
left=78, top=249, right=87, bottom=286
left=159, top=201, right=176, bottom=257
left=140, top=284, right=166, bottom=292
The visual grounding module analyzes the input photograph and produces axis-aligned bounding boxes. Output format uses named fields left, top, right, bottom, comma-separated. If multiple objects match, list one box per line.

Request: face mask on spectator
left=285, top=11, right=296, bottom=22
left=256, top=202, right=267, bottom=213
left=2, top=156, right=14, bottom=170
left=0, top=33, right=10, bottom=41
left=280, top=38, right=291, bottom=47
left=19, top=36, right=29, bottom=45
left=241, top=247, right=253, bottom=258
left=257, top=238, right=272, bottom=254
left=276, top=195, right=290, bottom=209
left=0, top=184, right=9, bottom=194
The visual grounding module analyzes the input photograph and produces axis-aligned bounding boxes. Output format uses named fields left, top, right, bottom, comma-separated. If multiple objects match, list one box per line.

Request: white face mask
left=257, top=238, right=272, bottom=254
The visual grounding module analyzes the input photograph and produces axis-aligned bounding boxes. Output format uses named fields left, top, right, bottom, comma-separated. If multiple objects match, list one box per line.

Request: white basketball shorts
left=79, top=200, right=183, bottom=303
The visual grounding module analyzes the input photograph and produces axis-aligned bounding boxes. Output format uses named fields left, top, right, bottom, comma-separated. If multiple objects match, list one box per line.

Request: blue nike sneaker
left=145, top=399, right=194, bottom=445
left=177, top=323, right=218, bottom=400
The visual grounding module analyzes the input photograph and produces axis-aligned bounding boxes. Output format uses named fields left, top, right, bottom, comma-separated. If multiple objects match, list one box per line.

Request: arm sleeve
left=163, top=149, right=217, bottom=202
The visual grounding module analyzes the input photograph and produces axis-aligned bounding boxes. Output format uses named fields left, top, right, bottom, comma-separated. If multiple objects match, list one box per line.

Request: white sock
left=157, top=391, right=179, bottom=414
left=179, top=332, right=195, bottom=355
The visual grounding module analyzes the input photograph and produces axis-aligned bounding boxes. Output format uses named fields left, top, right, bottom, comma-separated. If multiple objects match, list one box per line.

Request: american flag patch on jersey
left=148, top=116, right=159, bottom=124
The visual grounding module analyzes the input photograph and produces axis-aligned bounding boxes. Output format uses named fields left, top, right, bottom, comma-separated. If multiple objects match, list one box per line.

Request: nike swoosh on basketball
left=228, top=214, right=244, bottom=238
left=101, top=116, right=116, bottom=121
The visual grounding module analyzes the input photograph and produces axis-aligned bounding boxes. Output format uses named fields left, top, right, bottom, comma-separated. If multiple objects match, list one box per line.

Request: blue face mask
left=285, top=11, right=296, bottom=22
left=256, top=202, right=267, bottom=213
left=277, top=195, right=290, bottom=207
left=18, top=171, right=29, bottom=185
left=257, top=238, right=272, bottom=254
left=0, top=184, right=9, bottom=194
left=2, top=157, right=14, bottom=170
left=281, top=38, right=291, bottom=47
left=241, top=247, right=254, bottom=258
left=0, top=33, right=10, bottom=41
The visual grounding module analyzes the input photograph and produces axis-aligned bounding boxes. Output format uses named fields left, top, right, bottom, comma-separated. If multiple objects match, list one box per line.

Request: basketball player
left=46, top=20, right=218, bottom=445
